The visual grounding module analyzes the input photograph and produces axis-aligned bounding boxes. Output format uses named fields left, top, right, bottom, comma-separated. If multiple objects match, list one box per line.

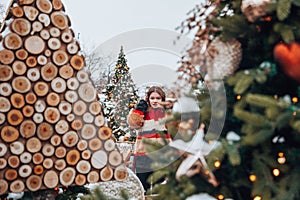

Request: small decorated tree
left=111, top=46, right=130, bottom=84
left=103, top=46, right=139, bottom=141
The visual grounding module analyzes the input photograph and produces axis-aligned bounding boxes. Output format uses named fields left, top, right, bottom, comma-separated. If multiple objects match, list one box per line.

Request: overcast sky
left=61, top=0, right=198, bottom=47
left=61, top=0, right=199, bottom=88
left=1, top=0, right=199, bottom=87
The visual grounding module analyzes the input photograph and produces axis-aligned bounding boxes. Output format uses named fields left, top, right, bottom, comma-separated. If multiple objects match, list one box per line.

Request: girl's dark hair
left=145, top=86, right=166, bottom=104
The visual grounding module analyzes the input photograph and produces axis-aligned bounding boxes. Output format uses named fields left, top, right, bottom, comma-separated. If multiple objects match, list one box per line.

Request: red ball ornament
left=274, top=42, right=300, bottom=82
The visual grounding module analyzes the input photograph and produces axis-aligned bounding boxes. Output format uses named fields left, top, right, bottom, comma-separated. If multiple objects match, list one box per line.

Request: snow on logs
left=0, top=0, right=126, bottom=195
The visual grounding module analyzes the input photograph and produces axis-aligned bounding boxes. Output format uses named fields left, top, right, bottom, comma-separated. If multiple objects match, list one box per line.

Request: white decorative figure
left=169, top=124, right=220, bottom=186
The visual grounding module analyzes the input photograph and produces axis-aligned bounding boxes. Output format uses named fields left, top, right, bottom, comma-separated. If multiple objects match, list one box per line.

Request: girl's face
left=149, top=92, right=162, bottom=108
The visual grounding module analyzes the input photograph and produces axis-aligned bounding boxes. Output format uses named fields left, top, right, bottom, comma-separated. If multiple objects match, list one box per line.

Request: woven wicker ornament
left=205, top=37, right=242, bottom=89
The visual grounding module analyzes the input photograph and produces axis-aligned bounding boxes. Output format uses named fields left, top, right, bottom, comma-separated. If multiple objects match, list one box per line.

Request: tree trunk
left=36, top=0, right=52, bottom=14
left=15, top=49, right=28, bottom=61
left=26, top=56, right=38, bottom=67
left=12, top=61, right=27, bottom=75
left=20, top=120, right=36, bottom=138
left=12, top=7, right=24, bottom=18
left=100, top=166, right=113, bottom=181
left=43, top=170, right=58, bottom=188
left=11, top=18, right=31, bottom=36
left=24, top=36, right=45, bottom=54
left=41, top=62, right=58, bottom=81
left=88, top=138, right=102, bottom=151
left=0, top=49, right=15, bottom=64
left=23, top=6, right=39, bottom=21
left=4, top=33, right=22, bottom=50
left=26, top=175, right=42, bottom=192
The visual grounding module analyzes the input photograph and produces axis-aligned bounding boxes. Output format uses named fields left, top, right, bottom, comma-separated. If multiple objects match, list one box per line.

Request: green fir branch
left=221, top=139, right=241, bottom=166
left=241, top=128, right=274, bottom=146
left=277, top=0, right=292, bottom=21
left=291, top=0, right=300, bottom=6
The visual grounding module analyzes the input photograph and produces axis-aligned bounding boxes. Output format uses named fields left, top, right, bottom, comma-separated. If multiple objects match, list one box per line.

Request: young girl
left=127, top=86, right=172, bottom=191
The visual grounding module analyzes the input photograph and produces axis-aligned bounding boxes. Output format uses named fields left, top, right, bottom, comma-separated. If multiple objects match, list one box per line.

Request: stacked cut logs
left=0, top=0, right=127, bottom=195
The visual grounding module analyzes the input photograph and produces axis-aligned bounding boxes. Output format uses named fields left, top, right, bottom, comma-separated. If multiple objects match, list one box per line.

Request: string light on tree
left=249, top=174, right=257, bottom=182
left=236, top=95, right=242, bottom=100
left=217, top=194, right=224, bottom=200
left=292, top=97, right=298, bottom=103
left=278, top=152, right=284, bottom=157
left=277, top=152, right=286, bottom=164
left=253, top=196, right=262, bottom=200
left=277, top=157, right=286, bottom=164
left=272, top=168, right=280, bottom=177
left=214, top=160, right=221, bottom=169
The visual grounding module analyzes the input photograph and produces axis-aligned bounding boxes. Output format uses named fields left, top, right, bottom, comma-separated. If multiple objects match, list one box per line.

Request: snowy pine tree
left=112, top=46, right=129, bottom=84
left=103, top=46, right=139, bottom=141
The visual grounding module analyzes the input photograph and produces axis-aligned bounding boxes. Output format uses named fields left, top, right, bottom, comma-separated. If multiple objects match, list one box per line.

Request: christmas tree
left=103, top=46, right=139, bottom=141
left=112, top=46, right=130, bottom=84
left=146, top=0, right=300, bottom=199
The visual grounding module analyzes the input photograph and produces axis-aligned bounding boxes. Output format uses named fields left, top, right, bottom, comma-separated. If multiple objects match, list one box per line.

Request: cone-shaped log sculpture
left=0, top=0, right=127, bottom=194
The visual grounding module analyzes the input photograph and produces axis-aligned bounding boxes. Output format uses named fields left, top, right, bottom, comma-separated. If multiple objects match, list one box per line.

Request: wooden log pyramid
left=0, top=0, right=127, bottom=195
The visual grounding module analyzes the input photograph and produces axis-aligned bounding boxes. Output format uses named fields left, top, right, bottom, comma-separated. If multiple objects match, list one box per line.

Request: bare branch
left=81, top=44, right=115, bottom=91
